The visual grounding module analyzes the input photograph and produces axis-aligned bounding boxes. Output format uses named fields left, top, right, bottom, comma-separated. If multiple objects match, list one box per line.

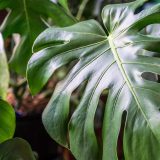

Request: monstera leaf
left=0, top=0, right=75, bottom=75
left=0, top=138, right=36, bottom=160
left=0, top=99, right=15, bottom=143
left=27, top=1, right=160, bottom=160
left=0, top=33, right=9, bottom=99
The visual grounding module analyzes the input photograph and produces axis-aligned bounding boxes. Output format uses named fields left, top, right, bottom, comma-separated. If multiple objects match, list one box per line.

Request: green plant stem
left=76, top=0, right=89, bottom=20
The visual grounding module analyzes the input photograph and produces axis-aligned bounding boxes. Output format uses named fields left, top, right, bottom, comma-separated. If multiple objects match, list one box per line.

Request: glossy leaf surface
left=27, top=1, right=160, bottom=160
left=0, top=0, right=75, bottom=75
left=0, top=99, right=15, bottom=143
left=0, top=33, right=9, bottom=99
left=0, top=138, right=36, bottom=160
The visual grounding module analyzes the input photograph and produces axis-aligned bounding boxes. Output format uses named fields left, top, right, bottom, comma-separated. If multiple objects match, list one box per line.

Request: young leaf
left=0, top=33, right=9, bottom=99
left=0, top=99, right=15, bottom=143
left=0, top=0, right=75, bottom=75
left=0, top=138, right=36, bottom=160
left=27, top=1, right=160, bottom=160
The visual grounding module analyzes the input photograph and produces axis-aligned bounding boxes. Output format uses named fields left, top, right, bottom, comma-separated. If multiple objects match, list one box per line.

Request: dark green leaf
left=0, top=33, right=9, bottom=99
left=0, top=99, right=15, bottom=143
left=0, top=0, right=75, bottom=75
left=0, top=138, right=36, bottom=160
left=27, top=0, right=160, bottom=160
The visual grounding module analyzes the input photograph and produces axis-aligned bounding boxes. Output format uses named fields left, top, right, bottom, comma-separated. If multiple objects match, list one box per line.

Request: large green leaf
left=0, top=138, right=36, bottom=160
left=27, top=1, right=160, bottom=160
left=0, top=33, right=9, bottom=99
left=0, top=0, right=75, bottom=75
left=0, top=99, right=15, bottom=143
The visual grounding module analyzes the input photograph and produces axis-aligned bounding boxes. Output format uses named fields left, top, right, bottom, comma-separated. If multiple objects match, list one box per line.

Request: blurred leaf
left=155, top=0, right=160, bottom=3
left=58, top=0, right=69, bottom=11
left=0, top=33, right=15, bottom=144
left=0, top=138, right=36, bottom=160
left=0, top=33, right=9, bottom=99
left=27, top=1, right=160, bottom=160
left=0, top=99, right=15, bottom=143
left=0, top=0, right=75, bottom=75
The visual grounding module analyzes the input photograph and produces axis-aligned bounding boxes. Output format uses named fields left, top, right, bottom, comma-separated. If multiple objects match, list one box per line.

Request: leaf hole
left=0, top=9, right=7, bottom=24
left=69, top=80, right=88, bottom=119
left=134, top=1, right=152, bottom=14
left=94, top=89, right=108, bottom=155
left=144, top=24, right=160, bottom=37
left=46, top=59, right=79, bottom=91
left=117, top=111, right=127, bottom=160
left=141, top=72, right=159, bottom=82
left=140, top=24, right=160, bottom=40
left=67, top=80, right=88, bottom=148
left=4, top=34, right=20, bottom=60
left=38, top=60, right=79, bottom=113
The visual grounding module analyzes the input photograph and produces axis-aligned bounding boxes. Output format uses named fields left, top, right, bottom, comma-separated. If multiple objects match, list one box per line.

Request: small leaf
left=0, top=99, right=15, bottom=143
left=0, top=138, right=36, bottom=160
left=0, top=33, right=9, bottom=99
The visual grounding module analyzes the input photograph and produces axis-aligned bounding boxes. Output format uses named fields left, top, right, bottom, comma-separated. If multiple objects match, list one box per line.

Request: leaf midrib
left=108, top=35, right=155, bottom=135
